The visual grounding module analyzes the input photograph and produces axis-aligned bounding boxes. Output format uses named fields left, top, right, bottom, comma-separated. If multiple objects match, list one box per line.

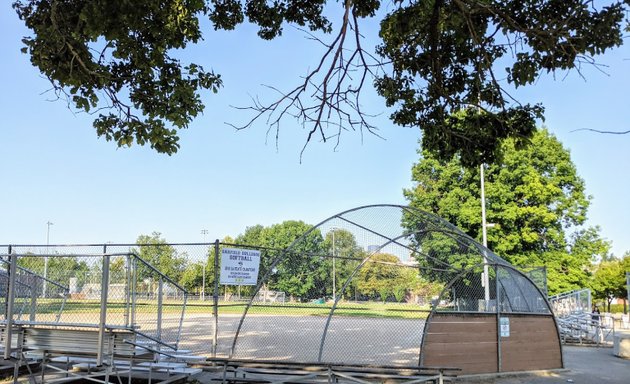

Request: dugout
left=298, top=204, right=560, bottom=374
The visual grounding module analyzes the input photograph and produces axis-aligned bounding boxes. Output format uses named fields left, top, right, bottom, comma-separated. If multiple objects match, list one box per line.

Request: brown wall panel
left=422, top=313, right=562, bottom=374
left=427, top=331, right=499, bottom=343
left=428, top=322, right=496, bottom=334
left=423, top=313, right=498, bottom=374
left=500, top=315, right=562, bottom=372
left=424, top=341, right=497, bottom=356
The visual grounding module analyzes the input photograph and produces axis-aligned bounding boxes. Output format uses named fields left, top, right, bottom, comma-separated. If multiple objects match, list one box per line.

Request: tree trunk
left=607, top=297, right=612, bottom=313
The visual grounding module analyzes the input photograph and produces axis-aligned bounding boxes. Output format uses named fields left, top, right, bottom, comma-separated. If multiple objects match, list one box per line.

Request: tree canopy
left=403, top=128, right=610, bottom=294
left=135, top=231, right=187, bottom=282
left=13, top=1, right=629, bottom=164
left=235, top=220, right=329, bottom=299
left=592, top=253, right=630, bottom=312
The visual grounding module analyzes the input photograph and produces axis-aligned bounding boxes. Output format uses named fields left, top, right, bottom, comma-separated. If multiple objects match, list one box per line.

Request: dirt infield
left=177, top=313, right=425, bottom=366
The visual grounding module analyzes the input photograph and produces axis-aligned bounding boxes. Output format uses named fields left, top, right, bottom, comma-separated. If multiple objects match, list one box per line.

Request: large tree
left=592, top=258, right=627, bottom=312
left=235, top=220, right=328, bottom=300
left=178, top=236, right=231, bottom=295
left=404, top=128, right=609, bottom=294
left=12, top=1, right=628, bottom=164
left=324, top=228, right=365, bottom=300
left=135, top=232, right=187, bottom=283
left=355, top=253, right=429, bottom=303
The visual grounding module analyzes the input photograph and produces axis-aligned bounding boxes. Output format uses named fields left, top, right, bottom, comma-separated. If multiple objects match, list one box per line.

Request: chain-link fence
left=0, top=256, right=68, bottom=323
left=549, top=288, right=591, bottom=317
left=0, top=249, right=188, bottom=352
left=1, top=205, right=558, bottom=373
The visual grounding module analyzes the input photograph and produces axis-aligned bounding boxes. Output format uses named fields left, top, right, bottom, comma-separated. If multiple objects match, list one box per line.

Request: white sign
left=220, top=248, right=261, bottom=285
left=500, top=317, right=510, bottom=337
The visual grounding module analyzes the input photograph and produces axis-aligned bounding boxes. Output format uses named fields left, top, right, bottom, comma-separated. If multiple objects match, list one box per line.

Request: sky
left=1, top=4, right=629, bottom=257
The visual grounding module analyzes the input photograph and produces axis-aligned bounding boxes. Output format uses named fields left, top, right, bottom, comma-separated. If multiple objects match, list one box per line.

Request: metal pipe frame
left=3, top=253, right=17, bottom=360
left=96, top=254, right=110, bottom=366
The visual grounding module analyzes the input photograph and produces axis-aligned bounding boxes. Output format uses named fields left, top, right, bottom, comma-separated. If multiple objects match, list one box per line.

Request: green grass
left=26, top=299, right=431, bottom=319
left=187, top=301, right=431, bottom=319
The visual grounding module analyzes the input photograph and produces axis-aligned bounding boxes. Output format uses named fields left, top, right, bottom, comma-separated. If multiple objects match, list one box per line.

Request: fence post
left=3, top=252, right=17, bottom=360
left=175, top=292, right=187, bottom=349
left=157, top=276, right=163, bottom=345
left=2, top=245, right=11, bottom=322
left=495, top=264, right=502, bottom=373
left=213, top=239, right=220, bottom=357
left=97, top=254, right=110, bottom=366
left=124, top=254, right=131, bottom=328
left=131, top=256, right=137, bottom=328
left=29, top=278, right=37, bottom=322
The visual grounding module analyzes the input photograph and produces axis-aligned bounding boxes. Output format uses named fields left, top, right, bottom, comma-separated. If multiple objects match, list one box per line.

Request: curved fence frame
left=226, top=204, right=561, bottom=373
left=1, top=204, right=562, bottom=375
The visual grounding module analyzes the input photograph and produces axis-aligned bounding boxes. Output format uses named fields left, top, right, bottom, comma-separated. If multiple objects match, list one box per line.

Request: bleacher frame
left=205, top=358, right=460, bottom=384
left=0, top=252, right=202, bottom=384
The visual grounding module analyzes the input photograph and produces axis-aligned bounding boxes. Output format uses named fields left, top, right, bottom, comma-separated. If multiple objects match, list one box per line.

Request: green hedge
left=592, top=302, right=628, bottom=314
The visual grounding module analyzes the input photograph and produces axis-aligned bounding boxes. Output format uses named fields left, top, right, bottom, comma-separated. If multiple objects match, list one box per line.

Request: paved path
left=462, top=345, right=630, bottom=384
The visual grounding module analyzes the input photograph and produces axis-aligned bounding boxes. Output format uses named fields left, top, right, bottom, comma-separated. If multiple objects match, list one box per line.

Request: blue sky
left=1, top=5, right=629, bottom=257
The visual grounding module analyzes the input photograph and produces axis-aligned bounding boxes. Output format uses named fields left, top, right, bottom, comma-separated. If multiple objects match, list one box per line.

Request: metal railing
left=1, top=221, right=554, bottom=369
left=1, top=250, right=188, bottom=361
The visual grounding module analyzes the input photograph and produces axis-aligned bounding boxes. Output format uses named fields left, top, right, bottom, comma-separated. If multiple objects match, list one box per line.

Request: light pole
left=200, top=262, right=206, bottom=301
left=480, top=165, right=491, bottom=304
left=201, top=229, right=208, bottom=243
left=331, top=228, right=337, bottom=302
left=44, top=221, right=53, bottom=298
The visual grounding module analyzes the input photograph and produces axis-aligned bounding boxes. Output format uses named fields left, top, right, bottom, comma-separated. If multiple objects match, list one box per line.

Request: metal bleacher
left=1, top=252, right=204, bottom=384
left=549, top=289, right=616, bottom=345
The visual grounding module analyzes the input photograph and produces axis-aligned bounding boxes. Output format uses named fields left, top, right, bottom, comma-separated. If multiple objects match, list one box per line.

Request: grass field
left=20, top=298, right=431, bottom=319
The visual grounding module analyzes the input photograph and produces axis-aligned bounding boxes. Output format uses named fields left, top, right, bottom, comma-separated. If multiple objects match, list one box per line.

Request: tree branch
left=227, top=1, right=384, bottom=161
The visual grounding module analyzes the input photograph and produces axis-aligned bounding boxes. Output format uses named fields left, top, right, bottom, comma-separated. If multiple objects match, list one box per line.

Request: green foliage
left=592, top=258, right=626, bottom=312
left=404, top=129, right=608, bottom=295
left=13, top=0, right=222, bottom=154
left=606, top=303, right=628, bottom=314
left=235, top=220, right=328, bottom=300
left=135, top=232, right=187, bottom=282
left=356, top=253, right=423, bottom=302
left=17, top=254, right=44, bottom=275
left=592, top=252, right=630, bottom=313
left=18, top=255, right=90, bottom=289
left=13, top=1, right=629, bottom=162
left=376, top=1, right=626, bottom=166
left=179, top=262, right=204, bottom=293
left=324, top=228, right=366, bottom=299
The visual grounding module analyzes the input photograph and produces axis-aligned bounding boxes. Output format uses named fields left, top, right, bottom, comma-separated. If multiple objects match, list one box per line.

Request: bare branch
left=227, top=1, right=385, bottom=161
left=571, top=128, right=630, bottom=135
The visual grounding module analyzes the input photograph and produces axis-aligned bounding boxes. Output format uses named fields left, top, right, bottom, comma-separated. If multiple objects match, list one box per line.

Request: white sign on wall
left=500, top=317, right=510, bottom=337
left=220, top=248, right=261, bottom=285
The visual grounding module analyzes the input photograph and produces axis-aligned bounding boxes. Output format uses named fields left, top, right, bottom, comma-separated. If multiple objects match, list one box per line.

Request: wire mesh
left=549, top=288, right=591, bottom=317
left=519, top=266, right=548, bottom=297
left=497, top=266, right=550, bottom=314
left=1, top=251, right=188, bottom=352
left=0, top=255, right=69, bottom=323
left=2, top=204, right=556, bottom=365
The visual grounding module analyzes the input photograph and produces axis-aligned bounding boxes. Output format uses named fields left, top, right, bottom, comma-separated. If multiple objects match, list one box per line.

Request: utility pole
left=480, top=165, right=491, bottom=304
left=331, top=228, right=337, bottom=302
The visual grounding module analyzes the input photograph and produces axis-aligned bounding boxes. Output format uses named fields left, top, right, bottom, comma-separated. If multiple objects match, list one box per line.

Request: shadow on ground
left=460, top=345, right=630, bottom=384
